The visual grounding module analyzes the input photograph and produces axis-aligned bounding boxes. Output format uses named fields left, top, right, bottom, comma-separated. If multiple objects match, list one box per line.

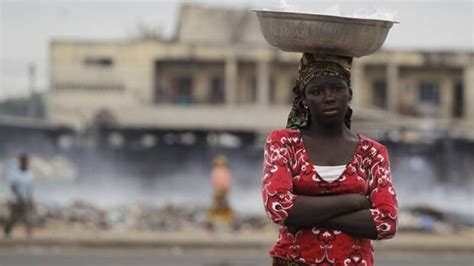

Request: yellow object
left=207, top=190, right=234, bottom=223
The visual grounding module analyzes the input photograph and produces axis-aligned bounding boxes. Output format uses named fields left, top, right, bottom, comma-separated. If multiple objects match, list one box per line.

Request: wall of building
left=48, top=39, right=474, bottom=134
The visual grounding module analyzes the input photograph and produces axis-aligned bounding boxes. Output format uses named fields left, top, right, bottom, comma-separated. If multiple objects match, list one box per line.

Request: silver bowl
left=253, top=10, right=397, bottom=58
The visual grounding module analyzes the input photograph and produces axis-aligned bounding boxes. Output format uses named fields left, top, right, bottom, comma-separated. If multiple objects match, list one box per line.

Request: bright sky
left=1, top=0, right=473, bottom=99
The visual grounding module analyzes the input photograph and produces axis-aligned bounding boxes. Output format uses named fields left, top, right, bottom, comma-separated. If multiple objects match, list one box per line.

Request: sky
left=0, top=0, right=473, bottom=100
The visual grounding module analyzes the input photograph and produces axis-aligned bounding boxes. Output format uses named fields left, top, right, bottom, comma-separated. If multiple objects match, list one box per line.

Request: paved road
left=0, top=248, right=472, bottom=266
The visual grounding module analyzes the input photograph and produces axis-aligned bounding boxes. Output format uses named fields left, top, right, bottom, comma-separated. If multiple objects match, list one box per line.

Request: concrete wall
left=49, top=39, right=474, bottom=133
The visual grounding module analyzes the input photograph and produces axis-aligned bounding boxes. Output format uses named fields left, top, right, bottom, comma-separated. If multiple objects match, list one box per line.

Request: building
left=47, top=4, right=474, bottom=147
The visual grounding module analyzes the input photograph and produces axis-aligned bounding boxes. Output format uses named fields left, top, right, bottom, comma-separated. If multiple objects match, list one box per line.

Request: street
left=0, top=248, right=472, bottom=266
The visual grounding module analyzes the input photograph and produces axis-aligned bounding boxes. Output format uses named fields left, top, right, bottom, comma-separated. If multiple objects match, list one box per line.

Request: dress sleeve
left=368, top=145, right=399, bottom=240
left=261, top=130, right=298, bottom=225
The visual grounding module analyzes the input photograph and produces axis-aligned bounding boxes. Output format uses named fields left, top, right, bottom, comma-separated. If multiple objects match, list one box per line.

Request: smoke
left=393, top=155, right=474, bottom=215
left=2, top=142, right=472, bottom=218
left=17, top=147, right=264, bottom=216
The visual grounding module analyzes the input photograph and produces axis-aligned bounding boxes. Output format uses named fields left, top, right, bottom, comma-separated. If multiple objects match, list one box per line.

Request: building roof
left=176, top=3, right=267, bottom=46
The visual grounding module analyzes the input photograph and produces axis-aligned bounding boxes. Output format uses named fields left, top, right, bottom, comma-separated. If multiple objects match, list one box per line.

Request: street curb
left=0, top=238, right=473, bottom=253
left=0, top=238, right=272, bottom=250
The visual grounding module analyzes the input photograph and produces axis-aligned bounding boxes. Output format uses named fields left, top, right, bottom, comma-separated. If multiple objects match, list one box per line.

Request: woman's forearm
left=285, top=194, right=370, bottom=227
left=320, top=209, right=378, bottom=239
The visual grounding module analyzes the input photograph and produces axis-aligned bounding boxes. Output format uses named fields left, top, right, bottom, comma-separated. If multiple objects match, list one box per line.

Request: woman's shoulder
left=265, top=128, right=300, bottom=142
left=358, top=133, right=389, bottom=155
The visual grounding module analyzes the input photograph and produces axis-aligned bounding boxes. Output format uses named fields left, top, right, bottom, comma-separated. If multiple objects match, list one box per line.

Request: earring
left=303, top=104, right=309, bottom=109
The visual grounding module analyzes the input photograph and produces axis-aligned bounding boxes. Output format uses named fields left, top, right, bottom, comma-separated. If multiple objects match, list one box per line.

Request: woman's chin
left=316, top=117, right=343, bottom=126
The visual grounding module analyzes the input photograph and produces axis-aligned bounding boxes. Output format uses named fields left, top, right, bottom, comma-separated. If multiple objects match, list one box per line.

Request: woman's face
left=303, top=75, right=352, bottom=125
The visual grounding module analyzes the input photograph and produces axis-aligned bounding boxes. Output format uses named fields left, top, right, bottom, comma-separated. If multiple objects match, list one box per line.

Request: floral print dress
left=262, top=128, right=398, bottom=266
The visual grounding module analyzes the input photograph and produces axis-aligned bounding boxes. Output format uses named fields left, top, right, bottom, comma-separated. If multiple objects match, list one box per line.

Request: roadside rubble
left=0, top=200, right=471, bottom=234
left=398, top=206, right=473, bottom=233
left=0, top=200, right=243, bottom=232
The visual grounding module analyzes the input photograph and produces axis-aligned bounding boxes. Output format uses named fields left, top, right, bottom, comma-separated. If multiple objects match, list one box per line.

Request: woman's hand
left=354, top=194, right=371, bottom=210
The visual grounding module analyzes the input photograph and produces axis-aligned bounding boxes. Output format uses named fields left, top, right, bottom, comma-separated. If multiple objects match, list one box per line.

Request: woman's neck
left=306, top=121, right=347, bottom=138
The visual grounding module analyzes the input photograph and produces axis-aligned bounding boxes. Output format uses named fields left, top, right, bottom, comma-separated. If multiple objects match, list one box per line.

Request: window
left=251, top=76, right=257, bottom=103
left=268, top=78, right=276, bottom=103
left=209, top=76, right=224, bottom=104
left=251, top=76, right=275, bottom=104
left=84, top=57, right=114, bottom=68
left=418, top=82, right=440, bottom=105
left=172, top=76, right=193, bottom=105
left=453, top=82, right=464, bottom=118
left=154, top=75, right=193, bottom=104
left=372, top=79, right=387, bottom=108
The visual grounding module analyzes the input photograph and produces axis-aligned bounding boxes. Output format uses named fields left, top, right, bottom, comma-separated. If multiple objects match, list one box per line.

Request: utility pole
left=27, top=63, right=36, bottom=118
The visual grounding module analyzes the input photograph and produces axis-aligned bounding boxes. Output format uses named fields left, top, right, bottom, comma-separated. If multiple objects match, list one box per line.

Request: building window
left=268, top=78, right=276, bottom=103
left=250, top=76, right=275, bottom=104
left=251, top=76, right=257, bottom=103
left=154, top=61, right=224, bottom=105
left=209, top=76, right=224, bottom=104
left=418, top=81, right=440, bottom=105
left=84, top=57, right=114, bottom=68
left=154, top=75, right=193, bottom=104
left=453, top=82, right=464, bottom=118
left=372, top=79, right=387, bottom=108
left=172, top=76, right=193, bottom=105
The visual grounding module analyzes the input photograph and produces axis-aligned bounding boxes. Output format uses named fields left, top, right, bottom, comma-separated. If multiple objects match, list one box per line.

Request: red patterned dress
left=262, top=128, right=398, bottom=266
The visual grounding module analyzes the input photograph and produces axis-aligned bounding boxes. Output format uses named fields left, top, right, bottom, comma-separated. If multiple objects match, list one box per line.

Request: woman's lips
left=322, top=108, right=339, bottom=116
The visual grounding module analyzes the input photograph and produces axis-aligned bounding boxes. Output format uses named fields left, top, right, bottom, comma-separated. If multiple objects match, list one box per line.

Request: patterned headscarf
left=286, top=53, right=353, bottom=129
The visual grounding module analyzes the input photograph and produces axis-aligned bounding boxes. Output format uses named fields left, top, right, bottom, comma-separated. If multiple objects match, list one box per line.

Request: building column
left=257, top=60, right=270, bottom=106
left=193, top=69, right=210, bottom=104
left=440, top=78, right=454, bottom=118
left=464, top=64, right=474, bottom=120
left=274, top=71, right=289, bottom=104
left=350, top=60, right=364, bottom=108
left=387, top=63, right=400, bottom=113
left=224, top=56, right=238, bottom=105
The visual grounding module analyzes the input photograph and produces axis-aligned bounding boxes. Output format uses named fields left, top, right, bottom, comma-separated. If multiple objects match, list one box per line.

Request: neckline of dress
left=314, top=164, right=347, bottom=168
left=295, top=128, right=362, bottom=183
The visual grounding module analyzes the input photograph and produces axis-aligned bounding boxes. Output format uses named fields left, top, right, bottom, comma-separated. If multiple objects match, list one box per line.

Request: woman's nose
left=322, top=89, right=336, bottom=102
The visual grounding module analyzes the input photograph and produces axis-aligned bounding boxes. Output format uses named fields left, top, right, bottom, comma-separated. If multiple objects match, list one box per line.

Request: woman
left=208, top=155, right=234, bottom=223
left=262, top=53, right=398, bottom=266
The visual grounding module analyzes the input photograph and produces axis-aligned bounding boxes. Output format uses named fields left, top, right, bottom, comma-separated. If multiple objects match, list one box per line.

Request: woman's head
left=286, top=53, right=353, bottom=129
left=213, top=154, right=228, bottom=167
left=303, top=75, right=352, bottom=127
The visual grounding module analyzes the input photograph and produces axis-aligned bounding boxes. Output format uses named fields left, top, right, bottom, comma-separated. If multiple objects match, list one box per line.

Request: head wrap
left=286, top=53, right=353, bottom=129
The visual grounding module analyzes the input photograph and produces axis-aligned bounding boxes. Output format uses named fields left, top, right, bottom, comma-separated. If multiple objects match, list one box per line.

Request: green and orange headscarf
left=286, top=53, right=353, bottom=129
